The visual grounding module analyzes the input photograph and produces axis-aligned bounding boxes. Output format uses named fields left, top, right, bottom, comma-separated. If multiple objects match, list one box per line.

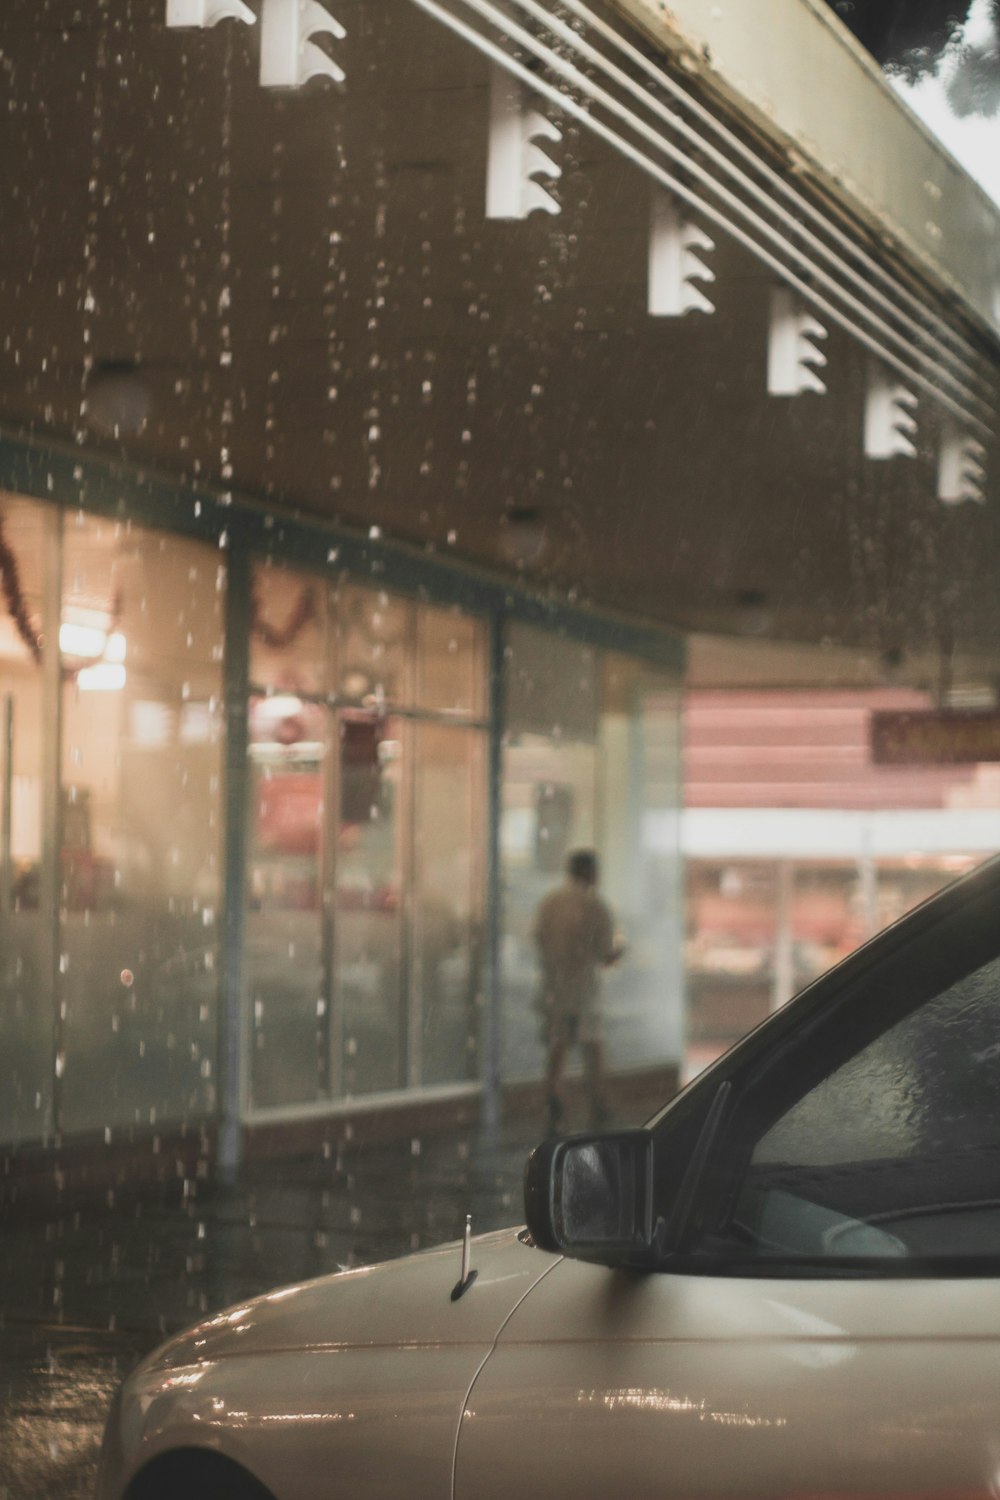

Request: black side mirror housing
left=523, top=1129, right=657, bottom=1268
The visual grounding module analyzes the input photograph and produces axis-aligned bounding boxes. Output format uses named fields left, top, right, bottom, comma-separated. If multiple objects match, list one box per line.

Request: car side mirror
left=523, top=1129, right=655, bottom=1268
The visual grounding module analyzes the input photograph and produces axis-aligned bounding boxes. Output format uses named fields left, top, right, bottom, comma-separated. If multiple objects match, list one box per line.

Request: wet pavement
left=0, top=1110, right=549, bottom=1500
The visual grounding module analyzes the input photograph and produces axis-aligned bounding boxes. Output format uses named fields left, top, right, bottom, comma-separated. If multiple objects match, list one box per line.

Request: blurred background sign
left=872, top=710, right=1000, bottom=764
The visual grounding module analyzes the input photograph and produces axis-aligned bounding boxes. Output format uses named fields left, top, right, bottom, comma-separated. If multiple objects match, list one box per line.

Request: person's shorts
left=539, top=1006, right=602, bottom=1048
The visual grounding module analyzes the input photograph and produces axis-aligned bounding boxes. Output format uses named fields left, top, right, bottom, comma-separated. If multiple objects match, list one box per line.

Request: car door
left=456, top=855, right=1000, bottom=1500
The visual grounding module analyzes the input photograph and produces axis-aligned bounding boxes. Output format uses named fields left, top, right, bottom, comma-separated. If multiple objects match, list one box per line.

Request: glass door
left=247, top=692, right=330, bottom=1107
left=246, top=563, right=330, bottom=1109
left=412, top=721, right=486, bottom=1086
left=246, top=563, right=488, bottom=1110
left=333, top=709, right=407, bottom=1096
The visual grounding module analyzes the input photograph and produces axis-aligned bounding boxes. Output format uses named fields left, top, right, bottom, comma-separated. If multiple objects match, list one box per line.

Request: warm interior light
left=60, top=622, right=108, bottom=658
left=77, top=663, right=127, bottom=692
left=61, top=615, right=127, bottom=682
left=340, top=669, right=372, bottom=699
left=262, top=694, right=304, bottom=718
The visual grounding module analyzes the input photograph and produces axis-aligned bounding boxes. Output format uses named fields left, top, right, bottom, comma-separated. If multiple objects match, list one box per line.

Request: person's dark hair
left=567, top=848, right=598, bottom=885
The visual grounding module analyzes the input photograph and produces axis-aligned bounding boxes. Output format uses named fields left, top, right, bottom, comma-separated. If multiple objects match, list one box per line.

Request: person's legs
left=545, top=1014, right=575, bottom=1132
left=582, top=1038, right=609, bottom=1128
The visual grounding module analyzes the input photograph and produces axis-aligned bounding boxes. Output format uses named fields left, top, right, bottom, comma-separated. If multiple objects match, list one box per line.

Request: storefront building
left=0, top=441, right=683, bottom=1164
left=2, top=0, right=999, bottom=1169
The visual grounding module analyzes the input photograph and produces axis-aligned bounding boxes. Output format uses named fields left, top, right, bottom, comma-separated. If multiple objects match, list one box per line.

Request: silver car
left=99, top=854, right=1000, bottom=1500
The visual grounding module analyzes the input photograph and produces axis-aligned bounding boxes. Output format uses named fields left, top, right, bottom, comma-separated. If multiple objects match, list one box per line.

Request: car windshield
left=650, top=872, right=1000, bottom=1274
left=732, top=950, right=1000, bottom=1266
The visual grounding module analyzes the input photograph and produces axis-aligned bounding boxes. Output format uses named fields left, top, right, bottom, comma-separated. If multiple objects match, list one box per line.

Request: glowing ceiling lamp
left=59, top=621, right=108, bottom=659
left=77, top=663, right=127, bottom=693
left=61, top=613, right=128, bottom=689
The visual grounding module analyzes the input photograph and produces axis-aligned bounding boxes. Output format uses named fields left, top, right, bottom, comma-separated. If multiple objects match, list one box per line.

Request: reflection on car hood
left=144, top=1228, right=553, bottom=1370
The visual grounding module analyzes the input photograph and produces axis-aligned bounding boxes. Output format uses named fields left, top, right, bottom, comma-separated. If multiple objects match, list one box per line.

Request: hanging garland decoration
left=0, top=512, right=317, bottom=669
left=250, top=579, right=318, bottom=650
left=0, top=514, right=43, bottom=665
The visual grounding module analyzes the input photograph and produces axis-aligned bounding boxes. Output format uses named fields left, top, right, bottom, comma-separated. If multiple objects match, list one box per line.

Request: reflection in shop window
left=246, top=562, right=487, bottom=1107
left=58, top=515, right=224, bottom=1134
left=335, top=712, right=406, bottom=1097
left=0, top=496, right=53, bottom=1142
left=250, top=560, right=326, bottom=696
left=336, top=585, right=412, bottom=707
left=417, top=605, right=486, bottom=718
left=501, top=624, right=683, bottom=1089
left=248, top=693, right=328, bottom=1108
left=413, top=722, right=485, bottom=1087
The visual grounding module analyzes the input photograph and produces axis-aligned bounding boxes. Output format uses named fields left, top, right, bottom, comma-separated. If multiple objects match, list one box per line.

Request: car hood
left=143, top=1228, right=556, bottom=1371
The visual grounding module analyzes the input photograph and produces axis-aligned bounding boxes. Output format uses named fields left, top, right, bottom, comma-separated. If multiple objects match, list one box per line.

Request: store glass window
left=248, top=692, right=330, bottom=1108
left=335, top=711, right=407, bottom=1096
left=599, top=654, right=684, bottom=1072
left=501, top=623, right=682, bottom=1084
left=335, top=584, right=412, bottom=706
left=59, top=515, right=224, bottom=1134
left=417, top=605, right=486, bottom=718
left=0, top=495, right=55, bottom=1143
left=250, top=560, right=327, bottom=697
left=247, top=563, right=486, bottom=1110
left=413, top=721, right=485, bottom=1087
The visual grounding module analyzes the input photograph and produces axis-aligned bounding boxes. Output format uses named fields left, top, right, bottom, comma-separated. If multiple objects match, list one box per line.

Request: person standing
left=533, top=848, right=623, bottom=1133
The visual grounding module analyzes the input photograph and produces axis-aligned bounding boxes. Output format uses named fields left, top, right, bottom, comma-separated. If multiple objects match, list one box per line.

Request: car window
left=709, top=951, right=1000, bottom=1269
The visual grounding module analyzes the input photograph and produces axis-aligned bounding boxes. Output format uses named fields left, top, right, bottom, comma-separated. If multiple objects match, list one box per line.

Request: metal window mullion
left=246, top=680, right=489, bottom=734
left=465, top=722, right=488, bottom=1085
left=41, top=509, right=63, bottom=1141
left=1, top=694, right=13, bottom=915
left=328, top=710, right=347, bottom=1100
left=626, top=676, right=647, bottom=930
left=405, top=715, right=421, bottom=1090
left=345, top=705, right=463, bottom=730
left=319, top=596, right=338, bottom=1100
left=395, top=705, right=491, bottom=730
left=481, top=608, right=506, bottom=1130
left=219, top=542, right=252, bottom=1178
left=327, top=586, right=345, bottom=1099
left=400, top=598, right=419, bottom=1090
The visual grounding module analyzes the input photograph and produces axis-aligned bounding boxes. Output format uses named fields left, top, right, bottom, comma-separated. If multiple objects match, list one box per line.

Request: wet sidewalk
left=0, top=1110, right=548, bottom=1500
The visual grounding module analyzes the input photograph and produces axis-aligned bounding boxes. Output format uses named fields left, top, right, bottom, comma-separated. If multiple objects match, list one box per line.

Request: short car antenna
left=451, top=1213, right=478, bottom=1301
